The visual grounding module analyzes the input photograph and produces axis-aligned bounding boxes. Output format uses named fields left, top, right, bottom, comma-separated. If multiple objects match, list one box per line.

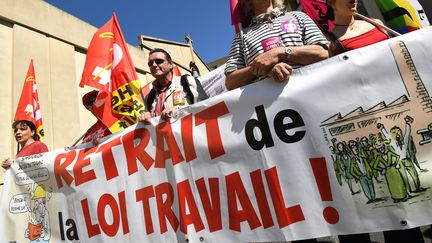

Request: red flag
left=80, top=13, right=145, bottom=133
left=15, top=60, right=45, bottom=140
left=300, top=0, right=334, bottom=33
left=230, top=0, right=242, bottom=33
left=173, top=65, right=182, bottom=77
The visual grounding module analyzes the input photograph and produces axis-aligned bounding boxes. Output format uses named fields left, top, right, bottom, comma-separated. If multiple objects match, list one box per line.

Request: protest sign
left=197, top=64, right=227, bottom=98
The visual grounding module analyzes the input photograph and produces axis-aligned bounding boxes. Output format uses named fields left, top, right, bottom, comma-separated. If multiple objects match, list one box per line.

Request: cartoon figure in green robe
left=372, top=134, right=409, bottom=203
left=378, top=116, right=426, bottom=193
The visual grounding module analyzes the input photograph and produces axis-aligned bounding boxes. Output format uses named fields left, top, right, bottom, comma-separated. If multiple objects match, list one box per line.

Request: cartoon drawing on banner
left=330, top=138, right=361, bottom=195
left=417, top=122, right=432, bottom=145
left=348, top=139, right=377, bottom=203
left=321, top=41, right=432, bottom=206
left=24, top=184, right=51, bottom=243
left=379, top=116, right=427, bottom=187
left=371, top=131, right=409, bottom=203
left=6, top=152, right=53, bottom=242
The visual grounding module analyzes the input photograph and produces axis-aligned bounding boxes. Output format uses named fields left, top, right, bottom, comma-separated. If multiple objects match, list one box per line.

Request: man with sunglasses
left=144, top=48, right=206, bottom=121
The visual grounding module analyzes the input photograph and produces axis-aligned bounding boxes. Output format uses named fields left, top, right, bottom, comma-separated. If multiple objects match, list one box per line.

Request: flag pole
left=230, top=0, right=247, bottom=65
left=70, top=123, right=96, bottom=148
left=354, top=12, right=401, bottom=37
left=139, top=90, right=146, bottom=109
left=138, top=84, right=147, bottom=119
left=70, top=133, right=86, bottom=148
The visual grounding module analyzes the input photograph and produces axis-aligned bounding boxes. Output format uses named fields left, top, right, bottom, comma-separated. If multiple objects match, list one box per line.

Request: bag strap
left=328, top=32, right=346, bottom=54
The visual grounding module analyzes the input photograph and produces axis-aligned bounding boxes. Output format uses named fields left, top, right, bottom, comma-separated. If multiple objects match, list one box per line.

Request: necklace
left=334, top=20, right=355, bottom=30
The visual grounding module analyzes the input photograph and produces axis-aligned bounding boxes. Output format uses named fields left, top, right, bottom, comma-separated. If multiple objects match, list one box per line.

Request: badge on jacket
left=173, top=89, right=186, bottom=106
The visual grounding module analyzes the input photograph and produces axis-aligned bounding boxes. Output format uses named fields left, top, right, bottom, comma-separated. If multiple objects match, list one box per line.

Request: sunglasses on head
left=148, top=58, right=165, bottom=66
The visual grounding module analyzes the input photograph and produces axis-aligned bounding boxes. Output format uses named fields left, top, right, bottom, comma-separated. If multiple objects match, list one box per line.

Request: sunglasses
left=148, top=58, right=165, bottom=66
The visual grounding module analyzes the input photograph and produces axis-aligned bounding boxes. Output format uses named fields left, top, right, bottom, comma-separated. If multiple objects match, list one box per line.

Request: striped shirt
left=225, top=11, right=328, bottom=73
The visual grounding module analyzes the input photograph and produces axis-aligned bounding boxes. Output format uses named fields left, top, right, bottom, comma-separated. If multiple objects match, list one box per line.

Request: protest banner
left=1, top=27, right=432, bottom=242
left=197, top=64, right=227, bottom=98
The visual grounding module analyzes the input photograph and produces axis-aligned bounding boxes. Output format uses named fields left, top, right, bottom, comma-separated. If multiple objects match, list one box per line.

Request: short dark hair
left=12, top=120, right=39, bottom=141
left=149, top=48, right=172, bottom=63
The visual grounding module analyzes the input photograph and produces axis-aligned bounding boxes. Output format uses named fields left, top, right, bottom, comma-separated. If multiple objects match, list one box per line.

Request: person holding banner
left=144, top=48, right=207, bottom=120
left=225, top=0, right=328, bottom=90
left=2, top=120, right=48, bottom=169
left=2, top=60, right=48, bottom=170
left=326, top=0, right=389, bottom=56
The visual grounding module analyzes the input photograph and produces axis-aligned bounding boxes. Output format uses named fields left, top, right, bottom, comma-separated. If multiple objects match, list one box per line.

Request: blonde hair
left=240, top=0, right=288, bottom=26
left=273, top=0, right=287, bottom=10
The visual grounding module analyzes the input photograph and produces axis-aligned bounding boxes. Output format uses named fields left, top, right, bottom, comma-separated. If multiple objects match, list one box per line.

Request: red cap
left=82, top=90, right=99, bottom=109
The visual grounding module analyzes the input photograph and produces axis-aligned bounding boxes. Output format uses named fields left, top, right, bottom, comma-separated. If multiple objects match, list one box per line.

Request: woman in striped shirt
left=225, top=0, right=329, bottom=90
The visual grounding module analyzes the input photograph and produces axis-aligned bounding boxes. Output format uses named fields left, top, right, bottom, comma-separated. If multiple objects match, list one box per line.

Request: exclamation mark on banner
left=309, top=157, right=339, bottom=224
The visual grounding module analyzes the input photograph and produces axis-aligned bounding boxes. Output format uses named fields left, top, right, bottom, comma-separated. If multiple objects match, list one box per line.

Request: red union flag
left=173, top=65, right=182, bottom=77
left=80, top=13, right=145, bottom=133
left=230, top=0, right=242, bottom=33
left=300, top=0, right=333, bottom=33
left=15, top=60, right=44, bottom=140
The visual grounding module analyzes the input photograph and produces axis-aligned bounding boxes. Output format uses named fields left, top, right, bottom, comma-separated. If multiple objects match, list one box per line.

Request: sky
left=44, top=0, right=235, bottom=64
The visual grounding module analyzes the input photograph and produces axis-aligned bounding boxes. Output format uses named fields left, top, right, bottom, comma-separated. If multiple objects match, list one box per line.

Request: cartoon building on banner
left=321, top=41, right=432, bottom=206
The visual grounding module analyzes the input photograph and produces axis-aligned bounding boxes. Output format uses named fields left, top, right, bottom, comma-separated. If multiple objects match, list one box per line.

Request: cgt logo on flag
left=15, top=60, right=45, bottom=140
left=26, top=75, right=36, bottom=82
left=80, top=13, right=145, bottom=133
left=24, top=104, right=34, bottom=116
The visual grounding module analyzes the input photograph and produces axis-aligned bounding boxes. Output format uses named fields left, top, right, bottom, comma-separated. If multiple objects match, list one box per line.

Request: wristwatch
left=284, top=47, right=292, bottom=62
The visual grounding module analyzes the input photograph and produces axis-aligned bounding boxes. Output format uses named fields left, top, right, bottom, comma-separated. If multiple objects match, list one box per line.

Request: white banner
left=1, top=27, right=432, bottom=243
left=197, top=64, right=227, bottom=98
